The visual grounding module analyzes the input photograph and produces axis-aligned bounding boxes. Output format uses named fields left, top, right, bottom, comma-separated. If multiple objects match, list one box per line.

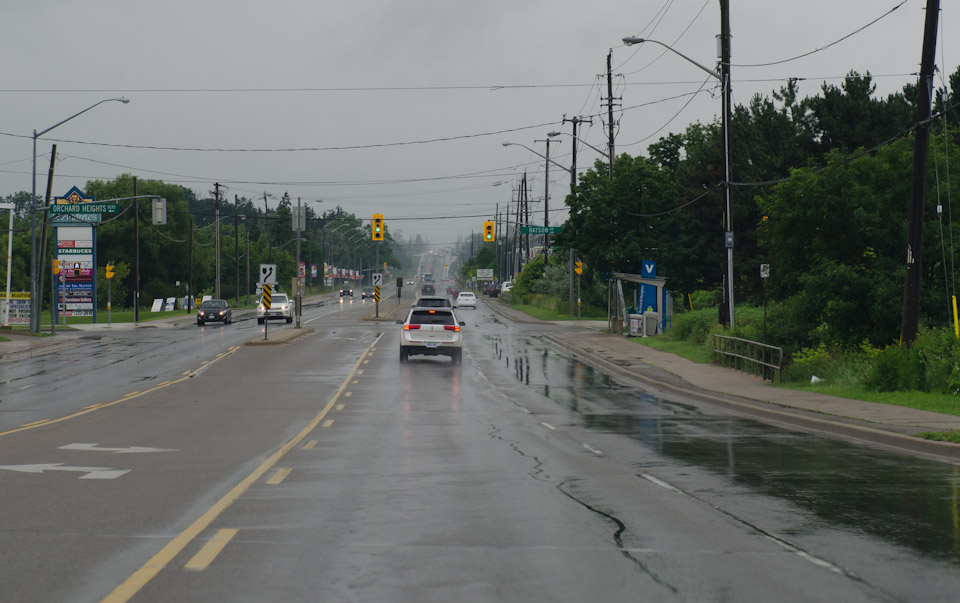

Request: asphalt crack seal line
left=0, top=346, right=243, bottom=439
left=101, top=333, right=382, bottom=603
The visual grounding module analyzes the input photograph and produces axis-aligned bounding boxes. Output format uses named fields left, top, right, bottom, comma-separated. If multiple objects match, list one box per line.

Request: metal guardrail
left=713, top=335, right=783, bottom=382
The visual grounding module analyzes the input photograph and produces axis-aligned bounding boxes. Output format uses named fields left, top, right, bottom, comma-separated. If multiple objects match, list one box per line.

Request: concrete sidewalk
left=482, top=297, right=960, bottom=461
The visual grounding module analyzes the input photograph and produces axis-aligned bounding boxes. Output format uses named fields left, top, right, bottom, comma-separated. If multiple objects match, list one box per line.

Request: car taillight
left=404, top=324, right=420, bottom=330
left=444, top=325, right=460, bottom=332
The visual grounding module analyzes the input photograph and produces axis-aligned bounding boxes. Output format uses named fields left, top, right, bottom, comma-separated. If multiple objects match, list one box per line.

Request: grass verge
left=916, top=431, right=960, bottom=443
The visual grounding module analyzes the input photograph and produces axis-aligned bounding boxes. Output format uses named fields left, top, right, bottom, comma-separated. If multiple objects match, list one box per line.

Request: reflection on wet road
left=484, top=319, right=960, bottom=567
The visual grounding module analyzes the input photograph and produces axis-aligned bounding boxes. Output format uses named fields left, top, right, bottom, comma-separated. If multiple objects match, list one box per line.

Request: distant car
left=406, top=280, right=414, bottom=286
left=361, top=286, right=375, bottom=299
left=257, top=292, right=293, bottom=324
left=454, top=291, right=476, bottom=309
left=197, top=299, right=232, bottom=326
left=421, top=283, right=436, bottom=296
left=397, top=307, right=465, bottom=364
left=501, top=281, right=514, bottom=293
left=415, top=295, right=452, bottom=308
left=340, top=286, right=353, bottom=297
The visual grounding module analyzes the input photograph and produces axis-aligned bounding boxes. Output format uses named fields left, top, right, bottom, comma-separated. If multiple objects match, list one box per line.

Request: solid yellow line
left=101, top=342, right=374, bottom=603
left=183, top=529, right=238, bottom=572
left=21, top=420, right=48, bottom=427
left=84, top=404, right=103, bottom=410
left=302, top=440, right=318, bottom=450
left=323, top=420, right=334, bottom=428
left=1, top=346, right=241, bottom=439
left=266, top=468, right=292, bottom=485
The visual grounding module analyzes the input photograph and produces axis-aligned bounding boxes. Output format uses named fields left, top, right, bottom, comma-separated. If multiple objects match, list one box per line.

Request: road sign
left=373, top=273, right=383, bottom=286
left=259, top=264, right=277, bottom=285
left=521, top=225, right=562, bottom=235
left=477, top=268, right=493, bottom=279
left=262, top=283, right=272, bottom=309
left=49, top=203, right=119, bottom=214
left=374, top=286, right=381, bottom=302
left=760, top=264, right=771, bottom=279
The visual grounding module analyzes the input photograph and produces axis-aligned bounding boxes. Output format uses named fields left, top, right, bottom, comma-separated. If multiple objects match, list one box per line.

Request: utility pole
left=37, top=144, right=57, bottom=326
left=133, top=177, right=139, bottom=322
left=188, top=214, right=194, bottom=312
left=604, top=50, right=619, bottom=179
left=245, top=228, right=251, bottom=306
left=720, top=0, right=735, bottom=328
left=901, top=0, right=940, bottom=346
left=214, top=183, right=221, bottom=299
left=523, top=172, right=530, bottom=265
left=562, top=115, right=595, bottom=186
left=538, top=139, right=554, bottom=266
left=234, top=194, right=240, bottom=306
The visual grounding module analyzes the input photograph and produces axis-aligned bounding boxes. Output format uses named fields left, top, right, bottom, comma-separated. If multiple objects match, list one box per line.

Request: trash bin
left=628, top=314, right=643, bottom=337
left=643, top=311, right=660, bottom=336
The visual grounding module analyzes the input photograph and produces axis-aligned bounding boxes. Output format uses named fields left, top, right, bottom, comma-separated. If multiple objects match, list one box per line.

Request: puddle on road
left=486, top=332, right=960, bottom=565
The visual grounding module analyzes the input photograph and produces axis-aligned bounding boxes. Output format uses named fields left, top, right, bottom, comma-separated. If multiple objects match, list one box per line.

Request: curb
left=245, top=327, right=315, bottom=346
left=542, top=333, right=960, bottom=461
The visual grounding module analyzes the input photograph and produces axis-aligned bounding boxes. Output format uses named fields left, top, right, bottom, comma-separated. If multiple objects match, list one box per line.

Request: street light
left=29, top=97, right=130, bottom=332
left=623, top=35, right=735, bottom=327
left=547, top=130, right=611, bottom=184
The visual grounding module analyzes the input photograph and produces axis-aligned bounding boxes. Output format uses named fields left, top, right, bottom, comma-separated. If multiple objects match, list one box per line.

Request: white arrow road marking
left=0, top=464, right=131, bottom=479
left=59, top=443, right=177, bottom=454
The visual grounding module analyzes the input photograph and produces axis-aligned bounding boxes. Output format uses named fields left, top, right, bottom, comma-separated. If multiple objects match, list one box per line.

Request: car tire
left=451, top=350, right=462, bottom=365
left=399, top=349, right=408, bottom=363
left=257, top=318, right=264, bottom=325
left=197, top=320, right=203, bottom=327
left=286, top=317, right=292, bottom=323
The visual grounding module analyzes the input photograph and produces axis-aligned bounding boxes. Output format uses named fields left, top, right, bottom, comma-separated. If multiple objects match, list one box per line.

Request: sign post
left=262, top=283, right=272, bottom=341
left=373, top=272, right=383, bottom=318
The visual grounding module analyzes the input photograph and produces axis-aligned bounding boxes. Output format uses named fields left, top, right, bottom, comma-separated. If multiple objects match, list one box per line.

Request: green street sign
left=521, top=225, right=562, bottom=235
left=50, top=203, right=119, bottom=214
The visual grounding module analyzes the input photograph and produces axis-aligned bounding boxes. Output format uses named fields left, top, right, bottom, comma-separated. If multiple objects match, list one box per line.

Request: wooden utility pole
left=235, top=194, right=240, bottom=305
left=900, top=0, right=940, bottom=346
left=133, top=177, right=139, bottom=322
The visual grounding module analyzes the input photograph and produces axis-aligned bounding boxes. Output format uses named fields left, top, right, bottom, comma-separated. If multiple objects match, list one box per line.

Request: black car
left=197, top=299, right=232, bottom=326
left=421, top=284, right=436, bottom=296
left=340, top=286, right=354, bottom=297
left=361, top=286, right=375, bottom=299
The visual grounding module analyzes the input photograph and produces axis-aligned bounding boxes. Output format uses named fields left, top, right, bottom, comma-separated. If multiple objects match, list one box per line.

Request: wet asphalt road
left=2, top=294, right=960, bottom=601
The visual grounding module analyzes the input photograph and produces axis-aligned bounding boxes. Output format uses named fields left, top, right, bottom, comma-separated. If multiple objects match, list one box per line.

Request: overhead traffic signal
left=372, top=213, right=384, bottom=241
left=483, top=221, right=495, bottom=242
left=105, top=264, right=115, bottom=279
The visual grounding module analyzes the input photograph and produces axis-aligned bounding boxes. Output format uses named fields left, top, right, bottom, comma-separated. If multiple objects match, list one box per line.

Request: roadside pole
left=375, top=242, right=380, bottom=318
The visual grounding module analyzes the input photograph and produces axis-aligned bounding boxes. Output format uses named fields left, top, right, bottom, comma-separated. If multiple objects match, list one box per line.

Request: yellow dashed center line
left=336, top=404, right=345, bottom=411
left=123, top=391, right=140, bottom=398
left=302, top=440, right=318, bottom=450
left=102, top=340, right=376, bottom=603
left=266, top=468, right=292, bottom=485
left=344, top=392, right=352, bottom=397
left=356, top=369, right=364, bottom=375
left=184, top=529, right=238, bottom=572
left=322, top=420, right=334, bottom=428
left=362, top=360, right=369, bottom=365
left=84, top=404, right=103, bottom=410
left=352, top=380, right=359, bottom=384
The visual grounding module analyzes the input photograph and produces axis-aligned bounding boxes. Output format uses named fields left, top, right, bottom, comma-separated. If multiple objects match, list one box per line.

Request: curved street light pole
left=29, top=97, right=130, bottom=332
left=623, top=34, right=734, bottom=327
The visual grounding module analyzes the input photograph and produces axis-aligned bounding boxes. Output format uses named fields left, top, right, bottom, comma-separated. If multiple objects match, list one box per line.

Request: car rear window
left=410, top=310, right=455, bottom=325
left=417, top=297, right=450, bottom=307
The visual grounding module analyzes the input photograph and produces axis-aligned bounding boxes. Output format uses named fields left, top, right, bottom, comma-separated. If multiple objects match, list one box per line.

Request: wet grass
left=628, top=335, right=714, bottom=364
left=916, top=431, right=960, bottom=443
left=778, top=382, right=960, bottom=416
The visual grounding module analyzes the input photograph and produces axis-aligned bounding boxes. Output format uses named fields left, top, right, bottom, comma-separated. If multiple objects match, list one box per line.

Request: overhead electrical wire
left=619, top=0, right=711, bottom=76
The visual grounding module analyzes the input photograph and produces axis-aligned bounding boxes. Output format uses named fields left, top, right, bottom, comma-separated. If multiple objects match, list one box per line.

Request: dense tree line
left=1, top=175, right=401, bottom=310
left=539, top=70, right=960, bottom=352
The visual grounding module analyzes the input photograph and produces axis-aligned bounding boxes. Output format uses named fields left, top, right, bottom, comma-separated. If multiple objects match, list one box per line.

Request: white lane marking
left=519, top=407, right=531, bottom=414
left=59, top=443, right=177, bottom=454
left=0, top=463, right=131, bottom=479
left=541, top=422, right=556, bottom=431
left=638, top=472, right=682, bottom=493
left=582, top=443, right=604, bottom=455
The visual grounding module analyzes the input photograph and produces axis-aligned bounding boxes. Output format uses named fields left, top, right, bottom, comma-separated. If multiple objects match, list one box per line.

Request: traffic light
left=574, top=260, right=582, bottom=275
left=105, top=264, right=115, bottom=279
left=52, top=259, right=62, bottom=275
left=483, top=220, right=495, bottom=242
left=372, top=213, right=384, bottom=241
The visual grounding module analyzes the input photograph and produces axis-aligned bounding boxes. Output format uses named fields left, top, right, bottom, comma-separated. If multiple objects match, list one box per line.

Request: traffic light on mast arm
left=483, top=220, right=495, bottom=242
left=372, top=213, right=384, bottom=241
left=105, top=264, right=115, bottom=279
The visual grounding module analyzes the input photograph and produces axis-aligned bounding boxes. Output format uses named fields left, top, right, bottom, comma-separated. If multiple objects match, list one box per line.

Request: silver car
left=257, top=292, right=293, bottom=324
left=397, top=308, right=464, bottom=364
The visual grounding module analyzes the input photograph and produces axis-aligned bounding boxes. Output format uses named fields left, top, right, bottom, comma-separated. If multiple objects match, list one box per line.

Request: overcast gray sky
left=0, top=0, right=951, bottom=246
